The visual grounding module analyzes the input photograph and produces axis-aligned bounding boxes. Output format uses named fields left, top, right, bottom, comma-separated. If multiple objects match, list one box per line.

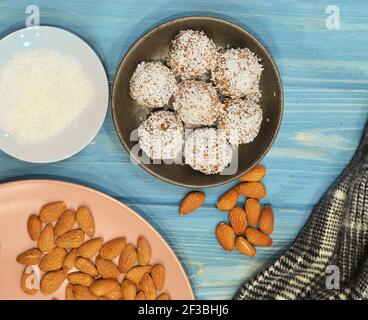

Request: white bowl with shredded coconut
left=0, top=26, right=109, bottom=163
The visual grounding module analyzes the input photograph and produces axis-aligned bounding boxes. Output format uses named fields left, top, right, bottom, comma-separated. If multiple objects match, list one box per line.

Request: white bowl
left=0, top=26, right=109, bottom=163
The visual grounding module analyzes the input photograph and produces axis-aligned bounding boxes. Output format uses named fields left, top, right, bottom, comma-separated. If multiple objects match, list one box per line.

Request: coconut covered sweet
left=173, top=80, right=222, bottom=128
left=138, top=110, right=184, bottom=160
left=130, top=61, right=178, bottom=108
left=184, top=127, right=233, bottom=175
left=212, top=48, right=263, bottom=99
left=218, top=99, right=263, bottom=145
left=167, top=30, right=218, bottom=80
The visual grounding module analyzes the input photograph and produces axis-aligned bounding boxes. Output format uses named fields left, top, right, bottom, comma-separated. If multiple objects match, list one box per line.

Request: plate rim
left=0, top=179, right=195, bottom=300
left=0, top=25, right=109, bottom=164
left=111, top=15, right=284, bottom=188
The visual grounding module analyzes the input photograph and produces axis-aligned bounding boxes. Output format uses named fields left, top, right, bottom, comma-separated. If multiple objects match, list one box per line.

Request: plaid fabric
left=234, top=123, right=368, bottom=300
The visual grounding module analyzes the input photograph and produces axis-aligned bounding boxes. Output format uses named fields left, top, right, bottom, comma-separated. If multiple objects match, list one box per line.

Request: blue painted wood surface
left=0, top=0, right=367, bottom=299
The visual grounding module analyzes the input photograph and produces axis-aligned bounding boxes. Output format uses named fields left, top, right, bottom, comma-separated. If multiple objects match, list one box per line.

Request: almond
left=104, top=281, right=122, bottom=300
left=67, top=272, right=94, bottom=287
left=96, top=255, right=119, bottom=279
left=54, top=209, right=75, bottom=237
left=239, top=164, right=266, bottom=182
left=73, top=285, right=98, bottom=300
left=63, top=248, right=78, bottom=272
left=78, top=237, right=103, bottom=259
left=99, top=237, right=126, bottom=260
left=16, top=248, right=42, bottom=265
left=229, top=207, right=247, bottom=235
left=136, top=291, right=146, bottom=300
left=27, top=214, right=42, bottom=241
left=40, top=270, right=66, bottom=294
left=258, top=205, right=274, bottom=235
left=235, top=237, right=256, bottom=256
left=126, top=265, right=152, bottom=285
left=121, top=280, right=137, bottom=300
left=118, top=243, right=137, bottom=273
left=215, top=223, right=235, bottom=251
left=156, top=293, right=171, bottom=300
left=65, top=283, right=75, bottom=300
left=20, top=267, right=38, bottom=295
left=245, top=228, right=272, bottom=247
left=151, top=264, right=165, bottom=291
left=216, top=189, right=239, bottom=211
left=139, top=273, right=156, bottom=300
left=39, top=247, right=67, bottom=271
left=75, top=257, right=98, bottom=277
left=137, top=236, right=151, bottom=266
left=89, top=279, right=117, bottom=297
left=179, top=191, right=205, bottom=215
left=37, top=224, right=55, bottom=253
left=76, top=206, right=95, bottom=237
left=235, top=182, right=266, bottom=199
left=245, top=198, right=261, bottom=227
left=55, top=229, right=84, bottom=249
left=39, top=201, right=66, bottom=223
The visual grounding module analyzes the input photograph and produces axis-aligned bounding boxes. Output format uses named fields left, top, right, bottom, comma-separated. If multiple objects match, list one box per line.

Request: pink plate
left=0, top=180, right=194, bottom=300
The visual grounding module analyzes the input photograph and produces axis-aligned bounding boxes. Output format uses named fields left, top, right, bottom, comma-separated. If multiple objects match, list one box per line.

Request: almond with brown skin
left=39, top=201, right=66, bottom=223
left=179, top=191, right=205, bottom=215
left=78, top=237, right=103, bottom=259
left=89, top=279, right=118, bottom=297
left=151, top=264, right=165, bottom=291
left=65, top=283, right=75, bottom=300
left=258, top=205, right=274, bottom=235
left=40, top=270, right=66, bottom=294
left=156, top=293, right=171, bottom=300
left=27, top=214, right=42, bottom=241
left=136, top=291, right=146, bottom=300
left=39, top=247, right=67, bottom=271
left=67, top=272, right=94, bottom=287
left=38, top=224, right=55, bottom=253
left=216, top=189, right=239, bottom=211
left=63, top=248, right=78, bottom=272
left=126, top=265, right=152, bottom=285
left=73, top=285, right=98, bottom=300
left=16, top=248, right=42, bottom=265
left=245, top=198, right=261, bottom=227
left=96, top=255, right=119, bottom=279
left=74, top=257, right=98, bottom=277
left=137, top=236, right=151, bottom=266
left=76, top=206, right=95, bottom=237
left=235, top=182, right=266, bottom=199
left=54, top=209, right=75, bottom=237
left=245, top=228, right=273, bottom=247
left=118, top=243, right=137, bottom=273
left=99, top=237, right=126, bottom=260
left=139, top=273, right=156, bottom=300
left=121, top=280, right=137, bottom=300
left=104, top=281, right=122, bottom=300
left=55, top=229, right=84, bottom=249
left=239, top=164, right=266, bottom=182
left=235, top=237, right=256, bottom=256
left=20, top=267, right=38, bottom=295
left=215, top=223, right=235, bottom=251
left=229, top=207, right=247, bottom=235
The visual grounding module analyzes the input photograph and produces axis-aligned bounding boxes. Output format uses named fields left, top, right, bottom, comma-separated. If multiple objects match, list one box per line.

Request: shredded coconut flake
left=0, top=48, right=94, bottom=145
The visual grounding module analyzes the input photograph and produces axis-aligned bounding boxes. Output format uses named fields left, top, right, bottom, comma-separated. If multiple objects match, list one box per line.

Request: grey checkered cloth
left=234, top=123, right=368, bottom=300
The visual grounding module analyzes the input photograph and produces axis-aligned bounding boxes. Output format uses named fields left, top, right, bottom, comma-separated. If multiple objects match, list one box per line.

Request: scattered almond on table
left=17, top=202, right=170, bottom=300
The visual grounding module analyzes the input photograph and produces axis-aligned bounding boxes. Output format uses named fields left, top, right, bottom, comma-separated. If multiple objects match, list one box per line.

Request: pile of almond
left=179, top=164, right=274, bottom=256
left=16, top=202, right=170, bottom=300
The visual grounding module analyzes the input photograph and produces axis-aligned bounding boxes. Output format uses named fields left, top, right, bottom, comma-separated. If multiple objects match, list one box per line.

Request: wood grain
left=0, top=0, right=367, bottom=299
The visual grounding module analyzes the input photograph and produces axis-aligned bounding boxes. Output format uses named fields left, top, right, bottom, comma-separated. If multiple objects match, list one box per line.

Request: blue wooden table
left=0, top=0, right=367, bottom=300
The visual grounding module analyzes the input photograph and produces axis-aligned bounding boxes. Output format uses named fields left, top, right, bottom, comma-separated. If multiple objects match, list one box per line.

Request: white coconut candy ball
left=138, top=110, right=184, bottom=160
left=212, top=48, right=263, bottom=99
left=218, top=99, right=263, bottom=145
left=130, top=61, right=178, bottom=108
left=184, top=127, right=233, bottom=175
left=173, top=80, right=222, bottom=128
left=167, top=30, right=218, bottom=80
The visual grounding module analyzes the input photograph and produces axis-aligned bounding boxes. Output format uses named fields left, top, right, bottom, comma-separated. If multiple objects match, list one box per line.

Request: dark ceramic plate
left=112, top=16, right=283, bottom=188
